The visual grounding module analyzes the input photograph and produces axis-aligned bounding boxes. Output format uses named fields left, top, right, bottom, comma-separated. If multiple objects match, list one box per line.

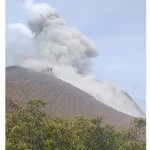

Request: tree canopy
left=6, top=99, right=146, bottom=150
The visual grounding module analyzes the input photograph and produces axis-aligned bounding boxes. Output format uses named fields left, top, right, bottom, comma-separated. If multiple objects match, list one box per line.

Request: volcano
left=6, top=66, right=144, bottom=130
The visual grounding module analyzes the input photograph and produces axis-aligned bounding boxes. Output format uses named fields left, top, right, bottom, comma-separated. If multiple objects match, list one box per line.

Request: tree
left=6, top=99, right=47, bottom=150
left=6, top=99, right=146, bottom=150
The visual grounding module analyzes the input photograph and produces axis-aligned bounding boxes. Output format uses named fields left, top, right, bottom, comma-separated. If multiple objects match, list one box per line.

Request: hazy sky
left=6, top=0, right=146, bottom=112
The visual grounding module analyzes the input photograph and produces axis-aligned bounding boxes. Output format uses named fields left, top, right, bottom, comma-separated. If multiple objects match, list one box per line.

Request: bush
left=6, top=100, right=146, bottom=150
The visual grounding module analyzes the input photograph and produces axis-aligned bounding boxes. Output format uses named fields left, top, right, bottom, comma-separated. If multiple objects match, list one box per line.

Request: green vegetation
left=6, top=100, right=146, bottom=150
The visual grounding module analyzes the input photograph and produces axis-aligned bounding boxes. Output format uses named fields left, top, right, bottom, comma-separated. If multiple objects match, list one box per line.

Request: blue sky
left=6, top=0, right=146, bottom=112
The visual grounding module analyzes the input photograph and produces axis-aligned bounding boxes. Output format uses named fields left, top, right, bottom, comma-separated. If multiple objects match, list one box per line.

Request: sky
left=6, top=0, right=146, bottom=112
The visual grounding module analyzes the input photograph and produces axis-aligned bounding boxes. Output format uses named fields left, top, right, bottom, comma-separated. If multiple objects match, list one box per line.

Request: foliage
left=6, top=100, right=146, bottom=150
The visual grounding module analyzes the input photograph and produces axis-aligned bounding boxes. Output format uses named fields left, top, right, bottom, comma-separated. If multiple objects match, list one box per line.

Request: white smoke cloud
left=7, top=0, right=145, bottom=117
left=8, top=23, right=33, bottom=38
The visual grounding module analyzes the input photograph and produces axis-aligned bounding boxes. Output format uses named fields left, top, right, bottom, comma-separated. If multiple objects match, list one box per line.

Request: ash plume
left=7, top=0, right=145, bottom=118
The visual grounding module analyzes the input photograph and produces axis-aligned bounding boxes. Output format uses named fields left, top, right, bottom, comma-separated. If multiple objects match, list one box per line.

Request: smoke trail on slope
left=7, top=0, right=145, bottom=117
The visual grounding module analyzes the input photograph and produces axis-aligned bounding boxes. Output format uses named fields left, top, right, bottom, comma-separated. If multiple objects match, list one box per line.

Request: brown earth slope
left=6, top=66, right=134, bottom=130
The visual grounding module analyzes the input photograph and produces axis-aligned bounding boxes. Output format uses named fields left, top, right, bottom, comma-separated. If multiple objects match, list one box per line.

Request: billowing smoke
left=7, top=0, right=145, bottom=117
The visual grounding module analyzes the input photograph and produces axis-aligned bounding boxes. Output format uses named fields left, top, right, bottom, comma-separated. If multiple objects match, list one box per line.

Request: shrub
left=6, top=100, right=146, bottom=150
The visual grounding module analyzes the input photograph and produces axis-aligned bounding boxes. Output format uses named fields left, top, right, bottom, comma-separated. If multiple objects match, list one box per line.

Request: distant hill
left=6, top=66, right=140, bottom=130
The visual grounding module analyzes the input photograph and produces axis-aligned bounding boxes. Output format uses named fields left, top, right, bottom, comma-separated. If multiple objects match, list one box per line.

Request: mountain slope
left=6, top=66, right=136, bottom=130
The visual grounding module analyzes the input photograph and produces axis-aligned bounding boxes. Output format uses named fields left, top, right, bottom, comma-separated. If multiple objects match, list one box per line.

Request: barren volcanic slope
left=6, top=66, right=134, bottom=130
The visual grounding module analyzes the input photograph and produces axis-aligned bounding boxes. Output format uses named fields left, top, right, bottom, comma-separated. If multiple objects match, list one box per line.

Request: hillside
left=6, top=66, right=136, bottom=130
